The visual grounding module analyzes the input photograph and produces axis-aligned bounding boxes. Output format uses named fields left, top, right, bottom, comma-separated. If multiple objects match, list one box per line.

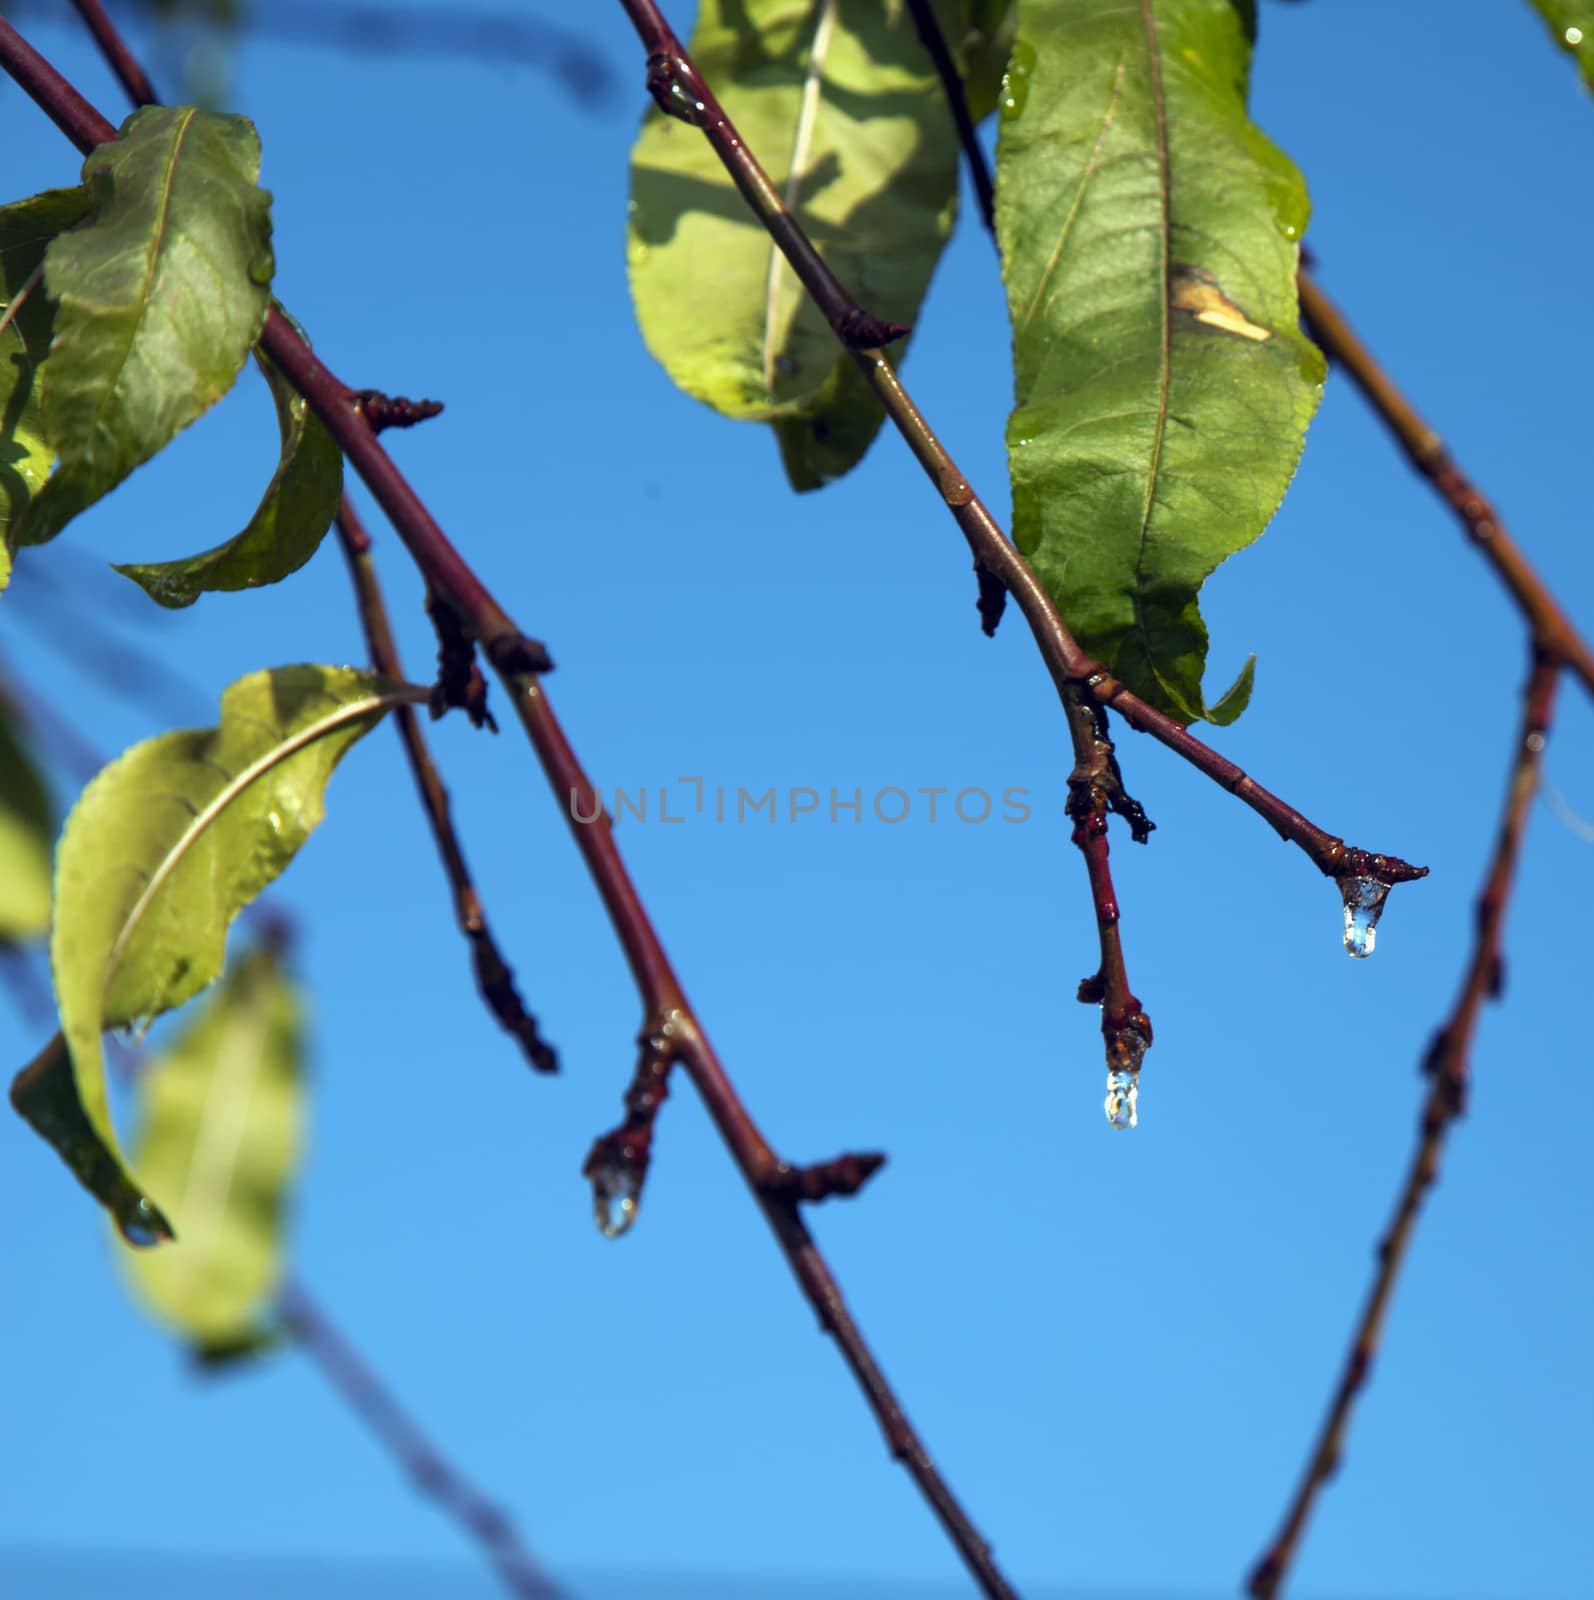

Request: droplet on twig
left=589, top=1156, right=641, bottom=1240
left=1339, top=875, right=1392, bottom=959
left=1104, top=1070, right=1139, bottom=1132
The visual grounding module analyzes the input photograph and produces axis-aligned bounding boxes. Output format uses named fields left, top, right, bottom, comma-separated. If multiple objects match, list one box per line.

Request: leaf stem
left=903, top=0, right=994, bottom=232
left=334, top=496, right=556, bottom=1072
left=1247, top=652, right=1561, bottom=1599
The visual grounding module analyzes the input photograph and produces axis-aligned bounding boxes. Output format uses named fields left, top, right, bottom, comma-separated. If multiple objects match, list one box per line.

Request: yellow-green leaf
left=0, top=693, right=54, bottom=944
left=0, top=188, right=93, bottom=591
left=116, top=939, right=304, bottom=1353
left=33, top=664, right=413, bottom=1231
left=628, top=0, right=965, bottom=490
left=114, top=348, right=343, bottom=607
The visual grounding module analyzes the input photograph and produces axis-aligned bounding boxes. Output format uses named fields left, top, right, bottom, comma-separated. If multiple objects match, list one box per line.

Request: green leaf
left=0, top=694, right=54, bottom=944
left=1525, top=2, right=1593, bottom=87
left=963, top=0, right=1018, bottom=120
left=115, top=939, right=304, bottom=1353
left=0, top=187, right=93, bottom=591
left=628, top=0, right=965, bottom=490
left=113, top=348, right=343, bottom=607
left=996, top=0, right=1323, bottom=723
left=36, top=664, right=411, bottom=1230
left=12, top=106, right=274, bottom=550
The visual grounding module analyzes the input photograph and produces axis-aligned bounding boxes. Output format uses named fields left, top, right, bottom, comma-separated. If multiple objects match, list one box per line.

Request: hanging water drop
left=1339, top=874, right=1391, bottom=959
left=591, top=1160, right=641, bottom=1239
left=116, top=1197, right=173, bottom=1249
left=1104, top=1070, right=1138, bottom=1132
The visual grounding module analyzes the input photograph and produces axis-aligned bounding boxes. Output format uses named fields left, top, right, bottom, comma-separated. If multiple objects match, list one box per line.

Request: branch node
left=837, top=306, right=911, bottom=349
left=352, top=389, right=444, bottom=433
left=975, top=560, right=1007, bottom=637
left=484, top=631, right=555, bottom=679
left=644, top=50, right=706, bottom=124
left=424, top=590, right=498, bottom=731
left=766, top=1150, right=887, bottom=1205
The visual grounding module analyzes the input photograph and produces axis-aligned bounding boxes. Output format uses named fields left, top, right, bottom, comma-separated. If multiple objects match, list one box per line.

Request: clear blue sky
left=2, top=3, right=1591, bottom=1597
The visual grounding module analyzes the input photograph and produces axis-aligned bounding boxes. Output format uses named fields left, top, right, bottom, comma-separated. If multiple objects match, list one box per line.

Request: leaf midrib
left=1128, top=0, right=1178, bottom=708
left=85, top=108, right=196, bottom=455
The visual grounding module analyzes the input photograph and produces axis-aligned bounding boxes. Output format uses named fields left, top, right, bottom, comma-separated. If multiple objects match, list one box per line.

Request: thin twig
left=615, top=0, right=1424, bottom=906
left=277, top=1281, right=563, bottom=1600
left=1247, top=653, right=1561, bottom=1600
left=903, top=0, right=993, bottom=232
left=5, top=16, right=1022, bottom=1593
left=1062, top=688, right=1152, bottom=1112
left=334, top=496, right=555, bottom=1074
left=1296, top=273, right=1594, bottom=701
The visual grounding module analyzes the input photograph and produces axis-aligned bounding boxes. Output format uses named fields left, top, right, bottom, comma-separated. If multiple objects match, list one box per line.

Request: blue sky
left=2, top=2, right=1591, bottom=1598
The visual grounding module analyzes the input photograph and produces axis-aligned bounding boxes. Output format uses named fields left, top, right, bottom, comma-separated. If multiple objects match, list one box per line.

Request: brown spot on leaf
left=1170, top=265, right=1272, bottom=343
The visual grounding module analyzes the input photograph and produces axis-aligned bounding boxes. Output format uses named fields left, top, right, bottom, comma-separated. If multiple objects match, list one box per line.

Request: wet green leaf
left=1526, top=2, right=1593, bottom=87
left=996, top=0, right=1322, bottom=723
left=628, top=0, right=964, bottom=490
left=0, top=188, right=93, bottom=592
left=38, top=665, right=410, bottom=1228
left=115, top=939, right=304, bottom=1353
left=114, top=348, right=342, bottom=607
left=12, top=106, right=274, bottom=550
left=0, top=695, right=54, bottom=944
left=963, top=0, right=1017, bottom=120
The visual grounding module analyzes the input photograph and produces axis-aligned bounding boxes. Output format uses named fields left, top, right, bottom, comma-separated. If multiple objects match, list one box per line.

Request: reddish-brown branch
left=334, top=497, right=554, bottom=1073
left=278, top=1281, right=562, bottom=1600
left=4, top=17, right=1023, bottom=1591
left=614, top=0, right=1424, bottom=910
left=1248, top=654, right=1561, bottom=1600
left=1296, top=274, right=1594, bottom=702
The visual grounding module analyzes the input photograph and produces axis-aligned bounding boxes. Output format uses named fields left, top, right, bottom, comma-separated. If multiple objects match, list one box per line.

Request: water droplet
left=1565, top=26, right=1584, bottom=48
left=592, top=1162, right=640, bottom=1239
left=1104, top=1069, right=1139, bottom=1131
left=117, top=1197, right=172, bottom=1248
left=999, top=39, right=1035, bottom=121
left=247, top=252, right=275, bottom=287
left=1340, top=874, right=1391, bottom=959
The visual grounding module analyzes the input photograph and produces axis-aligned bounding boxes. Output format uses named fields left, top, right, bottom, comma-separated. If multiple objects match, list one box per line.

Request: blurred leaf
left=996, top=0, right=1322, bottom=723
left=115, top=939, right=304, bottom=1354
left=0, top=694, right=54, bottom=944
left=12, top=106, right=273, bottom=549
left=114, top=348, right=343, bottom=607
left=0, top=188, right=93, bottom=592
left=963, top=0, right=1017, bottom=119
left=1525, top=2, right=1593, bottom=86
left=36, top=665, right=407, bottom=1231
left=628, top=0, right=964, bottom=490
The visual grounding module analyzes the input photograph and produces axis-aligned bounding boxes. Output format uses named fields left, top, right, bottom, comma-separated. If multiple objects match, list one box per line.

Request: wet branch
left=1062, top=688, right=1152, bottom=1122
left=1248, top=652, right=1561, bottom=1599
left=334, top=496, right=556, bottom=1074
left=0, top=16, right=1020, bottom=1595
left=617, top=0, right=1424, bottom=910
left=278, top=1281, right=562, bottom=1600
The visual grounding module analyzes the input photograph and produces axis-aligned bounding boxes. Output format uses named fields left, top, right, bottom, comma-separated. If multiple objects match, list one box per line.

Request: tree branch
left=334, top=496, right=556, bottom=1073
left=277, top=1281, right=563, bottom=1600
left=3, top=16, right=1023, bottom=1594
left=1247, top=652, right=1561, bottom=1599
left=615, top=0, right=1424, bottom=910
left=1295, top=272, right=1594, bottom=701
left=903, top=0, right=993, bottom=233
